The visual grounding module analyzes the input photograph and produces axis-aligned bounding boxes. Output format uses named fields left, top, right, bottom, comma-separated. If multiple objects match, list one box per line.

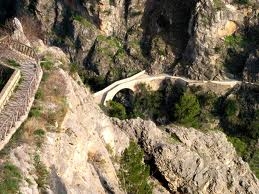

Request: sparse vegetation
left=73, top=15, right=95, bottom=29
left=249, top=149, right=259, bottom=178
left=0, top=162, right=22, bottom=194
left=33, top=154, right=49, bottom=191
left=22, top=58, right=68, bottom=138
left=213, top=0, right=225, bottom=10
left=106, top=100, right=127, bottom=120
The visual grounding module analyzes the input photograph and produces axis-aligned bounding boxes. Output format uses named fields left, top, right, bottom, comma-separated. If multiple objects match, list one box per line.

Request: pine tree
left=118, top=141, right=153, bottom=194
left=174, top=91, right=200, bottom=127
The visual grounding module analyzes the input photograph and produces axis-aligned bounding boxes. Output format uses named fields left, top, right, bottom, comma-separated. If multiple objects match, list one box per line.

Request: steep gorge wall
left=8, top=0, right=259, bottom=84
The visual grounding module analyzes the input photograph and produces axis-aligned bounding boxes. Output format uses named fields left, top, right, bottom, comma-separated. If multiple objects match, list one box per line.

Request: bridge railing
left=0, top=36, right=39, bottom=63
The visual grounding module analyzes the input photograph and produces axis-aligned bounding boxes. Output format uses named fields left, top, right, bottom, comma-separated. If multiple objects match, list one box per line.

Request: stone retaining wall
left=0, top=64, right=20, bottom=111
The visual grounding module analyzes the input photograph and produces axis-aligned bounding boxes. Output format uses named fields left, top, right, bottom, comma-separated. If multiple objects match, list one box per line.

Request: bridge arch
left=104, top=86, right=135, bottom=106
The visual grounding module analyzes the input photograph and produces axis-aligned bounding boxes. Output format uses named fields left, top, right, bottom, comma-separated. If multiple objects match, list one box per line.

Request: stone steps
left=0, top=47, right=40, bottom=141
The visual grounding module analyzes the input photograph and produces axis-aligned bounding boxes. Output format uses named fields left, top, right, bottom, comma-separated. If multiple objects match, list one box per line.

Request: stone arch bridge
left=94, top=71, right=241, bottom=106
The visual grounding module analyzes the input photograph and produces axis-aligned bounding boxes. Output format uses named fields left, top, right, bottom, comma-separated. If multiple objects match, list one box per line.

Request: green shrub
left=35, top=89, right=44, bottom=100
left=7, top=59, right=20, bottom=68
left=224, top=34, right=247, bottom=48
left=228, top=136, right=248, bottom=157
left=248, top=109, right=259, bottom=139
left=33, top=129, right=45, bottom=137
left=33, top=129, right=46, bottom=147
left=69, top=63, right=79, bottom=75
left=118, top=141, right=153, bottom=194
left=106, top=100, right=127, bottom=120
left=0, top=162, right=22, bottom=194
left=224, top=99, right=239, bottom=117
left=29, top=106, right=42, bottom=118
left=40, top=59, right=53, bottom=70
left=174, top=92, right=201, bottom=127
left=234, top=0, right=249, bottom=4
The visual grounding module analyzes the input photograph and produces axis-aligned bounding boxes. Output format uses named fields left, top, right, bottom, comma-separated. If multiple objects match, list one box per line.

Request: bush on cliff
left=118, top=141, right=153, bottom=194
left=0, top=162, right=22, bottom=194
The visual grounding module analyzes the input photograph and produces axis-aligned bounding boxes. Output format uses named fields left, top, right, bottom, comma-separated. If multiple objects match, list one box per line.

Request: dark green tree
left=248, top=109, right=259, bottom=139
left=224, top=98, right=239, bottom=117
left=174, top=91, right=201, bottom=127
left=118, top=141, right=153, bottom=194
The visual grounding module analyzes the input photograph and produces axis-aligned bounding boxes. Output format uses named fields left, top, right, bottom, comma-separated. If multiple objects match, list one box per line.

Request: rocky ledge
left=114, top=118, right=259, bottom=193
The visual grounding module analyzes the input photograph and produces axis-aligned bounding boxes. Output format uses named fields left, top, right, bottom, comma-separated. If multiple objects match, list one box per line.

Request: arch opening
left=112, top=88, right=135, bottom=113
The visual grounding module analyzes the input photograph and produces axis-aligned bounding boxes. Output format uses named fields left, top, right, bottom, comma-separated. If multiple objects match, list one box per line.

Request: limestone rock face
left=33, top=0, right=58, bottom=33
left=114, top=118, right=259, bottom=193
left=9, top=65, right=129, bottom=193
left=72, top=19, right=98, bottom=65
left=82, top=0, right=125, bottom=36
left=8, top=0, right=259, bottom=82
left=182, top=1, right=244, bottom=80
left=184, top=0, right=257, bottom=80
left=40, top=69, right=128, bottom=194
left=11, top=17, right=31, bottom=46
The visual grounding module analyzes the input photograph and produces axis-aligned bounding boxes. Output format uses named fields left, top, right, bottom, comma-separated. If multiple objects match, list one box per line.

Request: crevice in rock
left=53, top=0, right=59, bottom=30
left=91, top=163, right=116, bottom=194
left=83, top=39, right=99, bottom=74
left=28, top=0, right=38, bottom=15
left=49, top=165, right=68, bottom=194
left=145, top=156, right=172, bottom=192
left=124, top=0, right=131, bottom=26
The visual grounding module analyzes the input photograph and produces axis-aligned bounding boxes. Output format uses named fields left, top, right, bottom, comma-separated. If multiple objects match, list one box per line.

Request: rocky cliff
left=115, top=118, right=259, bottom=193
left=3, top=0, right=258, bottom=85
left=8, top=71, right=127, bottom=194
left=1, top=1, right=259, bottom=193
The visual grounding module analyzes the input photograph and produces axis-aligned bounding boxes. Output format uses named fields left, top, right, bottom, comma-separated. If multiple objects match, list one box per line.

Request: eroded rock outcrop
left=9, top=58, right=129, bottom=193
left=114, top=118, right=259, bottom=193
